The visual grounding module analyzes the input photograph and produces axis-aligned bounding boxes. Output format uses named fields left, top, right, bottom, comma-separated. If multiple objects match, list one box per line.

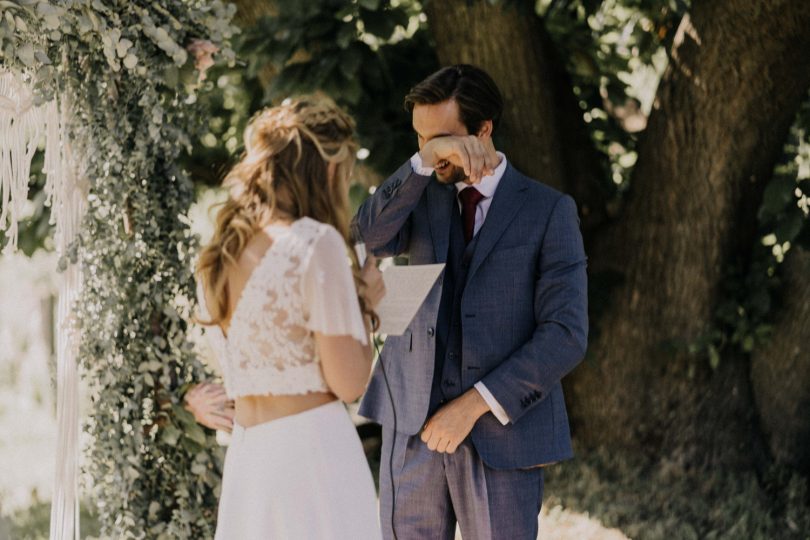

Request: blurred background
left=2, top=0, right=809, bottom=538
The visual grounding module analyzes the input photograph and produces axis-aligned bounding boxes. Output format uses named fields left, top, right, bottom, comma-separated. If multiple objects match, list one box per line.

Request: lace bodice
left=197, top=218, right=368, bottom=398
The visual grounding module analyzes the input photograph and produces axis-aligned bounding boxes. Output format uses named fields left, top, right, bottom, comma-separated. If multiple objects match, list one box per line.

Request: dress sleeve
left=302, top=226, right=369, bottom=345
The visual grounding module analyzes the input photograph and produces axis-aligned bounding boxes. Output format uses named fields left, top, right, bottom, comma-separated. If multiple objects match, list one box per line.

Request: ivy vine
left=0, top=1, right=237, bottom=537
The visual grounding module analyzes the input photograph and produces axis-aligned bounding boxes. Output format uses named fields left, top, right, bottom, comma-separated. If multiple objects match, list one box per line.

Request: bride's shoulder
left=294, top=217, right=341, bottom=244
left=292, top=219, right=347, bottom=269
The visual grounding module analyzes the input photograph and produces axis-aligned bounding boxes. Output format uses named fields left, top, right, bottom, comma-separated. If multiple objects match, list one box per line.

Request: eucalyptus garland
left=0, top=1, right=237, bottom=537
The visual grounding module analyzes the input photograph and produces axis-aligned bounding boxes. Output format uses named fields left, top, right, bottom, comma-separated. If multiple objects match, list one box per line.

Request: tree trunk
left=423, top=0, right=607, bottom=231
left=567, top=0, right=810, bottom=468
left=751, top=247, right=810, bottom=473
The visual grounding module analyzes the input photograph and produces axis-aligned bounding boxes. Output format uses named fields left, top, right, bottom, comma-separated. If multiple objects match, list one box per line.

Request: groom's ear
left=476, top=119, right=493, bottom=138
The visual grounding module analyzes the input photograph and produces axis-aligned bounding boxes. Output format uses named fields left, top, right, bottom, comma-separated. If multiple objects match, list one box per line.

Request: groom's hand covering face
left=413, top=100, right=499, bottom=185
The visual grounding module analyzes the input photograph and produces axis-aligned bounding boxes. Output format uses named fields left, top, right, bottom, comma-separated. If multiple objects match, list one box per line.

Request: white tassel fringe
left=0, top=68, right=86, bottom=540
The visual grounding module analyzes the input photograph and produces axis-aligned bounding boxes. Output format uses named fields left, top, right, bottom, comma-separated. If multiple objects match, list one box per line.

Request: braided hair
left=196, top=94, right=377, bottom=330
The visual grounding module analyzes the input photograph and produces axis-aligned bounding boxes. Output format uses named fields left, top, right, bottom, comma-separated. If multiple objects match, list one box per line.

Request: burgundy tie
left=459, top=187, right=485, bottom=244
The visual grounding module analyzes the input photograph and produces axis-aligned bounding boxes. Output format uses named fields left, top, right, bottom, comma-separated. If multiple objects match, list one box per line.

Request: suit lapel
left=426, top=179, right=456, bottom=264
left=466, top=164, right=529, bottom=283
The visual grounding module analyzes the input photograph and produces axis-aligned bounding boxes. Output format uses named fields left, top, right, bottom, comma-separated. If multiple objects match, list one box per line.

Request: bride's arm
left=316, top=330, right=372, bottom=403
left=305, top=229, right=385, bottom=403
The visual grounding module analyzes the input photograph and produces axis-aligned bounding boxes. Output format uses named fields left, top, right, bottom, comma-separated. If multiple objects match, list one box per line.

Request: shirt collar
left=455, top=151, right=507, bottom=199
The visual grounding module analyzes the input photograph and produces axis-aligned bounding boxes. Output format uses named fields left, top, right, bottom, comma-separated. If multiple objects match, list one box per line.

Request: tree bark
left=422, top=0, right=607, bottom=231
left=567, top=0, right=810, bottom=467
left=751, top=247, right=810, bottom=473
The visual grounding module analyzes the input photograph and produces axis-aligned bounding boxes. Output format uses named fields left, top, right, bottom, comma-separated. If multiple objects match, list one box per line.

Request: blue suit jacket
left=355, top=159, right=588, bottom=469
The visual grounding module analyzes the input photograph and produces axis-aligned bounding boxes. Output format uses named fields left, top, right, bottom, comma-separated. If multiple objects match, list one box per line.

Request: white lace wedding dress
left=198, top=217, right=381, bottom=539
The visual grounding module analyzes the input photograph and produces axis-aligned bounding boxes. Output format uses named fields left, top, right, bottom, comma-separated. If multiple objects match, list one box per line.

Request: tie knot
left=459, top=186, right=484, bottom=209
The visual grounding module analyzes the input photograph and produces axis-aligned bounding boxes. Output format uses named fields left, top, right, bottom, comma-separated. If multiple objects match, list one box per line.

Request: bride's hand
left=360, top=255, right=385, bottom=310
left=184, top=382, right=235, bottom=433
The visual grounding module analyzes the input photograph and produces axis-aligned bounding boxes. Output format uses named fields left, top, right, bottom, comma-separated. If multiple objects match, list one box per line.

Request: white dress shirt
left=410, top=151, right=512, bottom=425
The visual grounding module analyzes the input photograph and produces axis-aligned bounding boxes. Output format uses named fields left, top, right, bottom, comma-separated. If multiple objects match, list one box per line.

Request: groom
left=354, top=64, right=588, bottom=539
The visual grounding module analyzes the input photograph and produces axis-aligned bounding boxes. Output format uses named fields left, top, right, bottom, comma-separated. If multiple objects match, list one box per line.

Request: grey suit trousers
left=379, top=426, right=544, bottom=540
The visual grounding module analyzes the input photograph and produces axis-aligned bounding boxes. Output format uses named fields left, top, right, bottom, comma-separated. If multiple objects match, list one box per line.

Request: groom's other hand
left=421, top=388, right=491, bottom=453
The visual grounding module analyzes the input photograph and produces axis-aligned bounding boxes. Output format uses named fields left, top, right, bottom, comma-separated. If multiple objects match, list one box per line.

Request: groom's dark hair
left=404, top=64, right=504, bottom=136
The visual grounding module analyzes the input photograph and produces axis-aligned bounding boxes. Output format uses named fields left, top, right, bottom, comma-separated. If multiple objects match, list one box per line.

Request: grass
left=359, top=425, right=810, bottom=539
left=0, top=499, right=100, bottom=540
left=4, top=440, right=808, bottom=539
left=543, top=445, right=810, bottom=540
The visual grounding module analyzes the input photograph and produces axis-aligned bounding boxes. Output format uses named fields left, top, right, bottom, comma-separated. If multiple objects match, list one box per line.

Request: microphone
left=351, top=218, right=398, bottom=539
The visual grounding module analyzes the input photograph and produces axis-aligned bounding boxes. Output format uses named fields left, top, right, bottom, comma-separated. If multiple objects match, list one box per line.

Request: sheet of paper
left=376, top=263, right=445, bottom=335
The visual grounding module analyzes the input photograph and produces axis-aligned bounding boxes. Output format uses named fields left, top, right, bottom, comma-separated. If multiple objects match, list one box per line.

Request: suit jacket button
left=427, top=327, right=435, bottom=337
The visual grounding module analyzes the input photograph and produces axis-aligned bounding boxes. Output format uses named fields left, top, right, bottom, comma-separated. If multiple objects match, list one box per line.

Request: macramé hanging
left=0, top=67, right=86, bottom=540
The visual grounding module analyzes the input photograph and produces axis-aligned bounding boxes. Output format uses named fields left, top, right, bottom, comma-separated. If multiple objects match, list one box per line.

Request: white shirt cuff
left=410, top=152, right=435, bottom=176
left=474, top=381, right=510, bottom=425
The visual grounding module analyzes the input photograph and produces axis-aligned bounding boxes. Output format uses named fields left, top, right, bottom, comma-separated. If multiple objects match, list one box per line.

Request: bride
left=191, top=95, right=384, bottom=539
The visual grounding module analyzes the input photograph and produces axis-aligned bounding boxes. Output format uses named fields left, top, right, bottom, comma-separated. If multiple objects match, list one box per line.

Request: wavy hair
left=196, top=95, right=376, bottom=330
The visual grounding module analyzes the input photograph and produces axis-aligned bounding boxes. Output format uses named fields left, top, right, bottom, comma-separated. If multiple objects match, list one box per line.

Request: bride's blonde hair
left=197, top=94, right=374, bottom=328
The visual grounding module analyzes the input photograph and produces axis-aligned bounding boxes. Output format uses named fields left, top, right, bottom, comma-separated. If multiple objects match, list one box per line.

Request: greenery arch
left=1, top=1, right=236, bottom=537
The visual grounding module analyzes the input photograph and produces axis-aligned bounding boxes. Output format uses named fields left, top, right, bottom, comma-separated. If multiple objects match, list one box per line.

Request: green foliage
left=179, top=0, right=439, bottom=190
left=1, top=1, right=237, bottom=537
left=3, top=499, right=101, bottom=539
left=760, top=95, right=810, bottom=254
left=237, top=0, right=438, bottom=174
left=545, top=445, right=810, bottom=540
left=181, top=62, right=264, bottom=188
left=540, top=0, right=687, bottom=199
